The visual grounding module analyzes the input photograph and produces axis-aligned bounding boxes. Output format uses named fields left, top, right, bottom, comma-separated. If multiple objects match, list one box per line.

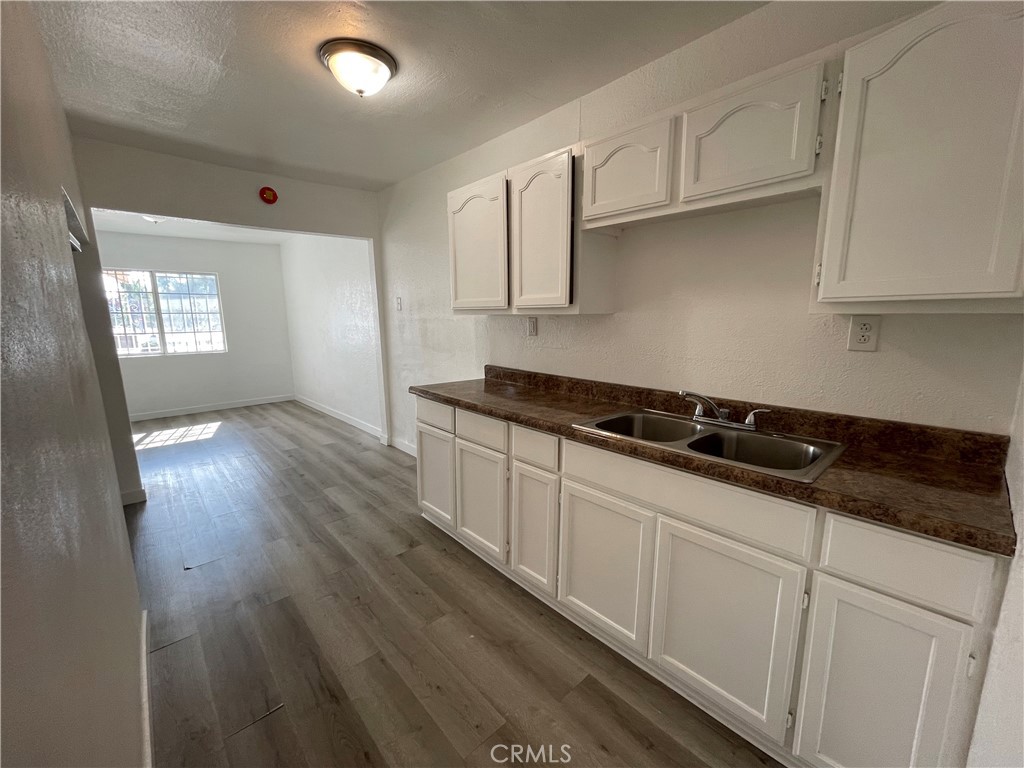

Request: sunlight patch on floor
left=133, top=422, right=222, bottom=449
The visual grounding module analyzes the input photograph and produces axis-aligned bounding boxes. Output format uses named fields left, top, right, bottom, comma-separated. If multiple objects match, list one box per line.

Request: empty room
left=2, top=2, right=1022, bottom=768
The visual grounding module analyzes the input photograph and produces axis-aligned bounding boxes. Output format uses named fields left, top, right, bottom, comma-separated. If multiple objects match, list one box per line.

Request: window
left=103, top=269, right=226, bottom=356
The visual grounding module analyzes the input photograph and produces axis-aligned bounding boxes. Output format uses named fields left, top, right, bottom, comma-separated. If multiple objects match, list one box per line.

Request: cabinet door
left=510, top=462, right=559, bottom=596
left=794, top=574, right=972, bottom=768
left=819, top=3, right=1023, bottom=300
left=680, top=63, right=823, bottom=201
left=448, top=172, right=509, bottom=309
left=455, top=438, right=508, bottom=564
left=582, top=119, right=672, bottom=220
left=510, top=149, right=573, bottom=308
left=558, top=480, right=655, bottom=652
left=416, top=423, right=455, bottom=529
left=649, top=517, right=806, bottom=743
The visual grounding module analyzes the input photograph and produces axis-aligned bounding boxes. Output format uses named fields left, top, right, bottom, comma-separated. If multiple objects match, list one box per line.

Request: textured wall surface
left=74, top=206, right=144, bottom=501
left=969, top=364, right=1024, bottom=768
left=96, top=230, right=295, bottom=419
left=378, top=1, right=1020, bottom=455
left=489, top=200, right=1023, bottom=433
left=73, top=137, right=380, bottom=240
left=281, top=234, right=384, bottom=436
left=0, top=4, right=145, bottom=765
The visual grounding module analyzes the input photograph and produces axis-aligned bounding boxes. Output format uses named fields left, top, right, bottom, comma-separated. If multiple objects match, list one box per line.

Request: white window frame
left=104, top=268, right=228, bottom=357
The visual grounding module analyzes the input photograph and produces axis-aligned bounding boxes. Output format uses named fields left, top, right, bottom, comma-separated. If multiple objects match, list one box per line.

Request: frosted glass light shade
left=319, top=39, right=397, bottom=97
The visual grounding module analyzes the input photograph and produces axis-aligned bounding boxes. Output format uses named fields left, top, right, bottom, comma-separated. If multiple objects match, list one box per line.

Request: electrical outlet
left=527, top=317, right=538, bottom=337
left=847, top=315, right=880, bottom=351
left=396, top=296, right=402, bottom=312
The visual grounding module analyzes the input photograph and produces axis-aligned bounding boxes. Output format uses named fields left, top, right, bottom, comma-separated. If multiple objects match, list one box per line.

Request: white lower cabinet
left=794, top=573, right=973, bottom=768
left=510, top=461, right=559, bottom=596
left=649, top=516, right=806, bottom=743
left=454, top=438, right=508, bottom=565
left=558, top=480, right=655, bottom=653
left=416, top=422, right=455, bottom=529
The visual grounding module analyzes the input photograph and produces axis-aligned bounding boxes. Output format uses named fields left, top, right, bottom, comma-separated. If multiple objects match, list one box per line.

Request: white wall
left=73, top=137, right=380, bottom=240
left=969, top=360, right=1024, bottom=768
left=378, top=1, right=1023, bottom=455
left=281, top=234, right=385, bottom=438
left=0, top=4, right=146, bottom=765
left=96, top=230, right=295, bottom=420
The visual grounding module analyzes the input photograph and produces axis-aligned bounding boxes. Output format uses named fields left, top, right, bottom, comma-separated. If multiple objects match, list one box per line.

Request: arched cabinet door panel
left=448, top=172, right=509, bottom=309
left=510, top=149, right=573, bottom=308
left=582, top=119, right=672, bottom=220
left=819, top=3, right=1024, bottom=301
left=680, top=63, right=823, bottom=202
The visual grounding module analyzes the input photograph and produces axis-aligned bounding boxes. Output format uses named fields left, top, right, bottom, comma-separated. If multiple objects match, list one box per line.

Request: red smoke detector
left=259, top=186, right=278, bottom=205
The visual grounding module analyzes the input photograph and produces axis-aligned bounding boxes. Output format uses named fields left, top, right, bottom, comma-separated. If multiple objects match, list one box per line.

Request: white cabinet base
left=650, top=517, right=806, bottom=744
left=794, top=573, right=972, bottom=768
left=558, top=480, right=655, bottom=653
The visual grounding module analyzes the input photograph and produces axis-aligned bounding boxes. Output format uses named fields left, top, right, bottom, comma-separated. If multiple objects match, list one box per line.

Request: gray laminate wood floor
left=128, top=401, right=780, bottom=768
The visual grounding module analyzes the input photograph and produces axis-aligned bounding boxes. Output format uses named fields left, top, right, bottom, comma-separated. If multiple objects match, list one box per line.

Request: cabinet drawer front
left=456, top=409, right=508, bottom=453
left=650, top=516, right=806, bottom=743
left=582, top=119, right=672, bottom=219
left=821, top=513, right=994, bottom=622
left=416, top=397, right=454, bottom=432
left=558, top=480, right=655, bottom=652
left=563, top=441, right=814, bottom=560
left=681, top=62, right=823, bottom=201
left=511, top=425, right=559, bottom=472
left=795, top=573, right=972, bottom=768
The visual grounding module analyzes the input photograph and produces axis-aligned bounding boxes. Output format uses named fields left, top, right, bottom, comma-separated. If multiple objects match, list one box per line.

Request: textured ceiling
left=35, top=1, right=762, bottom=190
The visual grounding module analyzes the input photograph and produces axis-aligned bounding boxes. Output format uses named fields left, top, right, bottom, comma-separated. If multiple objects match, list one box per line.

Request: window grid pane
left=102, top=269, right=226, bottom=356
left=155, top=271, right=226, bottom=354
left=102, top=269, right=162, bottom=355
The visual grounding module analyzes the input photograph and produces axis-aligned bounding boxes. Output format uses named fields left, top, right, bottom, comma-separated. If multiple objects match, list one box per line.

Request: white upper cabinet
left=510, top=149, right=573, bottom=308
left=448, top=172, right=509, bottom=309
left=681, top=63, right=823, bottom=201
left=649, top=517, right=806, bottom=744
left=794, top=574, right=972, bottom=768
left=819, top=3, right=1024, bottom=301
left=582, top=119, right=673, bottom=220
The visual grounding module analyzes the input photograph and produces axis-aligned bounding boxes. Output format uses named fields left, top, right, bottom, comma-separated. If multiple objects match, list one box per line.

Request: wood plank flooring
left=128, top=401, right=780, bottom=768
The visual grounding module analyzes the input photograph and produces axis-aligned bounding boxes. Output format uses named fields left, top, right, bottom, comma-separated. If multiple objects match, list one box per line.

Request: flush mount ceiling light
left=319, top=38, right=397, bottom=97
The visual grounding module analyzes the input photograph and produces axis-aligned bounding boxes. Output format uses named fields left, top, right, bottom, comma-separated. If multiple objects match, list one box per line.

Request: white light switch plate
left=847, top=315, right=880, bottom=351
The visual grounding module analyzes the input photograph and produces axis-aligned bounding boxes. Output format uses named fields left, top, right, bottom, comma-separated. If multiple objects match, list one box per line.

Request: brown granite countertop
left=410, top=367, right=1016, bottom=556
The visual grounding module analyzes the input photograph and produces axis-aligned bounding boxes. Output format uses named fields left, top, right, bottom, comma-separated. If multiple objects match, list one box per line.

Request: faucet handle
left=683, top=396, right=705, bottom=418
left=744, top=408, right=771, bottom=427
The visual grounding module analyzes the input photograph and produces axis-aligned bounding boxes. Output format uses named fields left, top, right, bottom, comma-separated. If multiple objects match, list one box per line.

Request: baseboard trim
left=393, top=438, right=417, bottom=457
left=294, top=395, right=382, bottom=439
left=121, top=487, right=148, bottom=506
left=129, top=395, right=294, bottom=422
left=140, top=610, right=153, bottom=768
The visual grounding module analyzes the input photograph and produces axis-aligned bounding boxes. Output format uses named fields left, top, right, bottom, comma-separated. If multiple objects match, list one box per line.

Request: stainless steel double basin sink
left=573, top=410, right=844, bottom=483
